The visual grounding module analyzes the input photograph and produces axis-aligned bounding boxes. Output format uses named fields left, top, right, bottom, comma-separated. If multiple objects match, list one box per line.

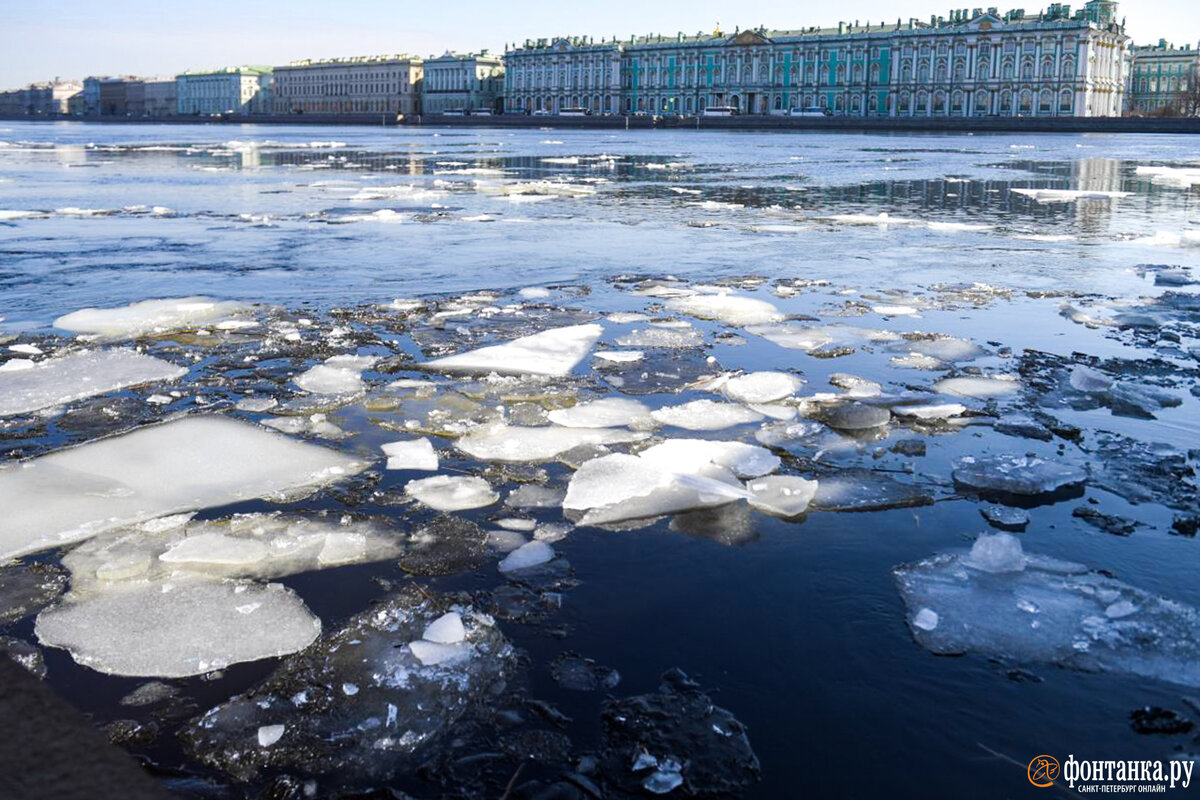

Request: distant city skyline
left=1, top=0, right=1196, bottom=88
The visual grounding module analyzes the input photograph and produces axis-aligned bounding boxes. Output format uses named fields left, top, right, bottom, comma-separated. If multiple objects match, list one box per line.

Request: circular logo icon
left=1027, top=755, right=1060, bottom=788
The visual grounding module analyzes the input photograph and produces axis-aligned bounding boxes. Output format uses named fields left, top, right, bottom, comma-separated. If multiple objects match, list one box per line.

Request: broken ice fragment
left=0, top=415, right=367, bottom=561
left=424, top=323, right=602, bottom=377
left=745, top=476, right=818, bottom=518
left=408, top=639, right=471, bottom=666
left=35, top=580, right=320, bottom=678
left=980, top=505, right=1031, bottom=531
left=0, top=349, right=187, bottom=417
left=422, top=612, right=466, bottom=645
left=405, top=475, right=498, bottom=511
left=651, top=400, right=764, bottom=431
left=547, top=397, right=655, bottom=429
left=639, top=439, right=780, bottom=479
left=667, top=294, right=784, bottom=326
left=456, top=423, right=649, bottom=462
left=381, top=438, right=439, bottom=471
left=892, top=403, right=967, bottom=420
left=934, top=376, right=1020, bottom=399
left=498, top=540, right=555, bottom=573
left=825, top=402, right=890, bottom=431
left=720, top=371, right=802, bottom=404
left=912, top=608, right=939, bottom=631
left=258, top=725, right=285, bottom=747
left=54, top=297, right=249, bottom=340
left=952, top=455, right=1086, bottom=497
left=294, top=355, right=377, bottom=395
left=961, top=533, right=1026, bottom=573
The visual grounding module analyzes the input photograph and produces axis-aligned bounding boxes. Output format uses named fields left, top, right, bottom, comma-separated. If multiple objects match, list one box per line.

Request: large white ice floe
left=638, top=439, right=780, bottom=479
left=546, top=397, right=656, bottom=429
left=953, top=455, right=1086, bottom=496
left=894, top=533, right=1200, bottom=688
left=651, top=400, right=764, bottom=431
left=0, top=415, right=368, bottom=561
left=423, top=323, right=602, bottom=377
left=54, top=297, right=249, bottom=339
left=720, top=371, right=803, bottom=404
left=455, top=422, right=649, bottom=462
left=35, top=579, right=321, bottom=677
left=404, top=475, right=499, bottom=511
left=666, top=294, right=784, bottom=326
left=294, top=355, right=378, bottom=395
left=563, top=452, right=752, bottom=526
left=0, top=349, right=187, bottom=417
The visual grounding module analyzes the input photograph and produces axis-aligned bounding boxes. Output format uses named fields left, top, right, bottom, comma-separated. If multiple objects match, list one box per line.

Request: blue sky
left=1, top=0, right=1195, bottom=87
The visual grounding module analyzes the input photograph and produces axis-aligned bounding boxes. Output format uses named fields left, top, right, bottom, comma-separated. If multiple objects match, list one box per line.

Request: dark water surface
left=1, top=122, right=1199, bottom=798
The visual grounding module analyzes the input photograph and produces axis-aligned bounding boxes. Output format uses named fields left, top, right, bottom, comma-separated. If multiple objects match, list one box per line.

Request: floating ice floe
left=564, top=452, right=752, bottom=526
left=745, top=476, right=819, bottom=518
left=1011, top=188, right=1131, bottom=203
left=638, top=439, right=780, bottom=479
left=720, top=371, right=803, bottom=404
left=1135, top=166, right=1200, bottom=189
left=62, top=513, right=402, bottom=590
left=54, top=297, right=249, bottom=339
left=895, top=335, right=984, bottom=363
left=651, top=400, right=764, bottom=431
left=547, top=397, right=655, bottom=429
left=35, top=579, right=320, bottom=678
left=424, top=323, right=602, bottom=377
left=405, top=475, right=498, bottom=511
left=0, top=415, right=367, bottom=561
left=181, top=587, right=514, bottom=780
left=747, top=323, right=900, bottom=354
left=825, top=402, right=891, bottom=431
left=933, top=375, right=1020, bottom=399
left=594, top=350, right=644, bottom=363
left=666, top=294, right=784, bottom=326
left=455, top=422, right=649, bottom=462
left=892, top=402, right=968, bottom=420
left=294, top=354, right=378, bottom=395
left=952, top=455, right=1086, bottom=496
left=615, top=326, right=705, bottom=348
left=382, top=438, right=439, bottom=471
left=0, top=349, right=187, bottom=417
left=498, top=540, right=556, bottom=573
left=894, top=533, right=1200, bottom=688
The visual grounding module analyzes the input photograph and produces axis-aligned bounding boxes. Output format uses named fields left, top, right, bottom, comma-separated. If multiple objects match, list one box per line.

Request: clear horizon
left=1, top=0, right=1196, bottom=88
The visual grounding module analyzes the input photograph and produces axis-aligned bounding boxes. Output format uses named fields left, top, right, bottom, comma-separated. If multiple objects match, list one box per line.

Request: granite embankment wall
left=3, top=113, right=1199, bottom=134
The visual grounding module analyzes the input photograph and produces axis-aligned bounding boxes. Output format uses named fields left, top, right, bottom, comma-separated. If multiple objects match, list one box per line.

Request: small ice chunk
left=408, top=639, right=470, bottom=666
left=495, top=517, right=537, bottom=532
left=8, top=343, right=43, bottom=355
left=893, top=403, right=967, bottom=420
left=498, top=540, right=555, bottom=573
left=518, top=287, right=551, bottom=299
left=424, top=323, right=602, bottom=377
left=912, top=608, right=939, bottom=631
left=381, top=438, right=439, bottom=471
left=456, top=423, right=648, bottom=462
left=721, top=371, right=802, bottom=404
left=934, top=376, right=1020, bottom=399
left=486, top=529, right=527, bottom=552
left=594, top=350, right=644, bottom=363
left=1069, top=365, right=1113, bottom=393
left=962, top=533, right=1026, bottom=573
left=547, top=397, right=655, bottom=429
left=54, top=297, right=248, bottom=340
left=1105, top=600, right=1138, bottom=619
left=236, top=396, right=278, bottom=412
left=294, top=355, right=377, bottom=396
left=745, top=475, right=818, bottom=517
left=667, top=294, right=784, bottom=326
left=826, top=402, right=890, bottom=431
left=405, top=475, right=498, bottom=511
left=615, top=327, right=704, bottom=348
left=257, top=725, right=285, bottom=747
left=651, top=400, right=764, bottom=431
left=422, top=612, right=466, bottom=644
left=0, top=349, right=187, bottom=417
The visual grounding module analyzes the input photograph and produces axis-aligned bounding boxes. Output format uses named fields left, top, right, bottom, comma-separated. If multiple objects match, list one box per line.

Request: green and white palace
left=503, top=2, right=1128, bottom=117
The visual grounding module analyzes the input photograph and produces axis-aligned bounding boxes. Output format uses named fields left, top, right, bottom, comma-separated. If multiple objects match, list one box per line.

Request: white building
left=421, top=51, right=505, bottom=113
left=176, top=67, right=272, bottom=116
left=506, top=2, right=1129, bottom=117
left=272, top=56, right=423, bottom=117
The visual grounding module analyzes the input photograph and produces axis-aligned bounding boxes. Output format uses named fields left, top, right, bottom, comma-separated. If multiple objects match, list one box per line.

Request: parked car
left=558, top=107, right=589, bottom=116
left=789, top=107, right=831, bottom=117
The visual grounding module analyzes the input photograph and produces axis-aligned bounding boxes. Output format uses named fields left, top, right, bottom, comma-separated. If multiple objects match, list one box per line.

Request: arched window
left=1021, top=59, right=1034, bottom=80
left=870, top=63, right=880, bottom=82
left=836, top=64, right=846, bottom=84
left=1002, top=59, right=1015, bottom=79
left=899, top=91, right=911, bottom=113
left=978, top=58, right=991, bottom=79
left=1062, top=59, right=1075, bottom=79
left=1000, top=89, right=1012, bottom=113
left=951, top=90, right=964, bottom=114
left=1019, top=89, right=1033, bottom=114
left=975, top=90, right=990, bottom=115
left=1039, top=88, right=1053, bottom=114
left=933, top=91, right=947, bottom=114
left=1059, top=89, right=1073, bottom=113
left=1041, top=58, right=1055, bottom=78
left=953, top=58, right=966, bottom=81
left=936, top=59, right=948, bottom=81
left=918, top=60, right=930, bottom=82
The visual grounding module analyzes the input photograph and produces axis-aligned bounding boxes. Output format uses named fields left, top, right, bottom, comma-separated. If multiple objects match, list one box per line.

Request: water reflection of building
left=272, top=56, right=422, bottom=117
left=1127, top=40, right=1199, bottom=114
left=504, top=2, right=1128, bottom=117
